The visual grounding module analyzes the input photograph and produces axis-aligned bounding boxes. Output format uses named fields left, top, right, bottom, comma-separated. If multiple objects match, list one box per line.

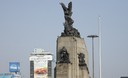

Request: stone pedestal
left=55, top=36, right=89, bottom=78
left=56, top=64, right=71, bottom=78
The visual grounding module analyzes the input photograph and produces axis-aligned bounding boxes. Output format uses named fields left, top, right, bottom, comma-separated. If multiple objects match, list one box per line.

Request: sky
left=0, top=0, right=128, bottom=78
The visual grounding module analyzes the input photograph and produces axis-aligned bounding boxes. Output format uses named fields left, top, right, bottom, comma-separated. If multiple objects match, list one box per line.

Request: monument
left=55, top=2, right=89, bottom=78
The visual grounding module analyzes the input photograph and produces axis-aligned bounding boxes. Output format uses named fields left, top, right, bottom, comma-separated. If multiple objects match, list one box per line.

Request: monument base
left=55, top=36, right=89, bottom=78
left=56, top=63, right=71, bottom=78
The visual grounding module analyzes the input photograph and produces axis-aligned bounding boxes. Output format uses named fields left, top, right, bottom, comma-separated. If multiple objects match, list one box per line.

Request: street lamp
left=87, top=35, right=99, bottom=78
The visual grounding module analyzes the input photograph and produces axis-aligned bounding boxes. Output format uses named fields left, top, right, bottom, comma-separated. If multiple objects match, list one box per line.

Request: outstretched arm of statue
left=60, top=2, right=67, bottom=12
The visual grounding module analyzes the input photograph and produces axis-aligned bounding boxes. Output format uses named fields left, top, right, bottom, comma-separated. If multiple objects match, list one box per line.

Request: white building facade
left=29, top=48, right=53, bottom=78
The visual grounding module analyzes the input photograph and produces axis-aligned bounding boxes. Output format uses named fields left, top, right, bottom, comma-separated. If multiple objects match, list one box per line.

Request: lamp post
left=87, top=35, right=98, bottom=78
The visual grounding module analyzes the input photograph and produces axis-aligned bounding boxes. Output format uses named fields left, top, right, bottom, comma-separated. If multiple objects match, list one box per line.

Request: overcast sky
left=0, top=0, right=128, bottom=78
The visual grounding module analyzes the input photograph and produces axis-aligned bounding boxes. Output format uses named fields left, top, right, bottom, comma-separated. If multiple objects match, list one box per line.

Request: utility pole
left=87, top=35, right=98, bottom=78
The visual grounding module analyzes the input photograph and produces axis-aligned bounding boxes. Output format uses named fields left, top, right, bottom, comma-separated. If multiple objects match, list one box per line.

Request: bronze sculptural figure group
left=60, top=2, right=81, bottom=38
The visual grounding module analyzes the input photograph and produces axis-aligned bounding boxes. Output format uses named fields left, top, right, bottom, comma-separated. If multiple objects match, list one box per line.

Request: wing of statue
left=68, top=2, right=72, bottom=12
left=60, top=2, right=67, bottom=12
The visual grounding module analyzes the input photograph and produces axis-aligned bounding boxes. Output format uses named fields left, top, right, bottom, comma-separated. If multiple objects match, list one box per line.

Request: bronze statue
left=60, top=2, right=81, bottom=38
left=60, top=2, right=74, bottom=26
left=59, top=47, right=70, bottom=63
left=78, top=53, right=86, bottom=66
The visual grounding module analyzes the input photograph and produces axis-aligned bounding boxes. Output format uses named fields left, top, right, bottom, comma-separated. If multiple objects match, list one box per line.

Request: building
left=0, top=73, right=21, bottom=78
left=0, top=73, right=13, bottom=78
left=29, top=48, right=53, bottom=78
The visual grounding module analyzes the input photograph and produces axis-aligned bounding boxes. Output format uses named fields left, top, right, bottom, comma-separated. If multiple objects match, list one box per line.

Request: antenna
left=98, top=16, right=102, bottom=78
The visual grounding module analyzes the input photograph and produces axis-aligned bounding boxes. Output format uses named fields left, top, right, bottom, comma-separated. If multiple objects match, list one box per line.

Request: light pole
left=87, top=35, right=98, bottom=78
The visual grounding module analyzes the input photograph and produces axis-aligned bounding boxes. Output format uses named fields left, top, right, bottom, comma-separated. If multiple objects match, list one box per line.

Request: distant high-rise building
left=29, top=48, right=53, bottom=78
